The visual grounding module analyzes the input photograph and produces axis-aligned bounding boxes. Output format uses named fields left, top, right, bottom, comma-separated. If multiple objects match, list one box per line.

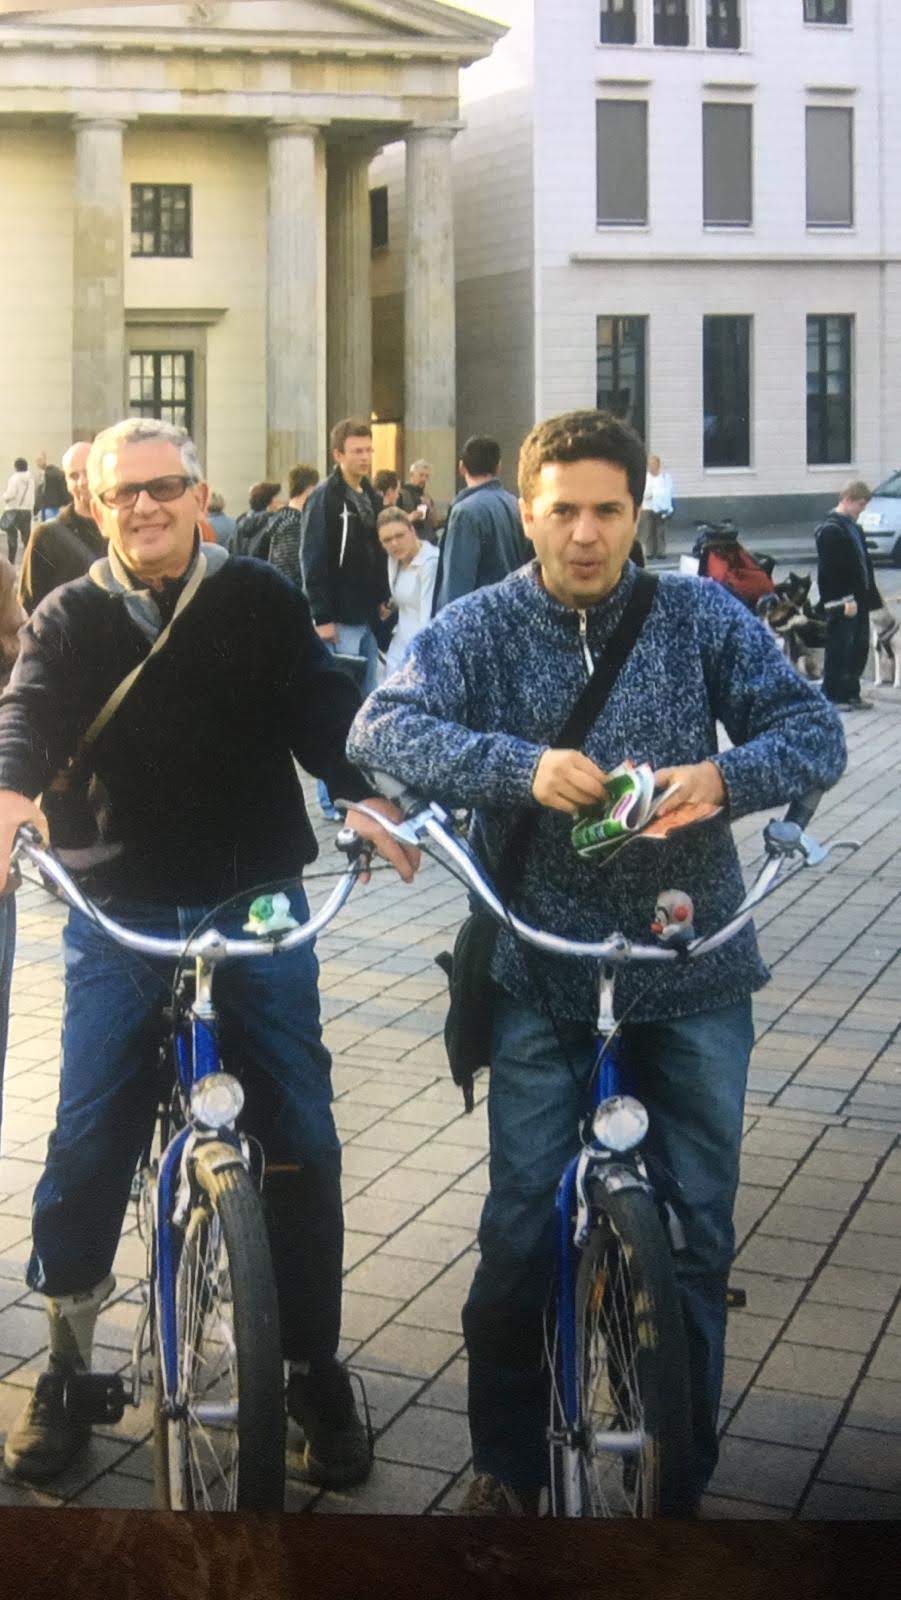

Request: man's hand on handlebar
left=0, top=790, right=49, bottom=893
left=532, top=750, right=609, bottom=815
left=344, top=796, right=421, bottom=884
left=652, top=760, right=727, bottom=817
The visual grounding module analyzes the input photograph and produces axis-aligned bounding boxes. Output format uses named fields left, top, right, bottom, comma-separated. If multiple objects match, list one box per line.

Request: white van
left=859, top=472, right=901, bottom=565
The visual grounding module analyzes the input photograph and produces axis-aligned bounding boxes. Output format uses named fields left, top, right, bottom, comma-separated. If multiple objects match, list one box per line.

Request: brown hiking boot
left=457, top=1473, right=541, bottom=1516
left=3, top=1370, right=91, bottom=1482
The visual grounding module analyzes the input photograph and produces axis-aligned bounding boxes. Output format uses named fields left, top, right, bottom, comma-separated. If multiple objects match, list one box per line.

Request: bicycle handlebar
left=9, top=780, right=850, bottom=973
left=9, top=825, right=364, bottom=964
left=335, top=776, right=847, bottom=968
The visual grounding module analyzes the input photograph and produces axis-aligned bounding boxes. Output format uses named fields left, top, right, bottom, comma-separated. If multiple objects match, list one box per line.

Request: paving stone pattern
left=0, top=568, right=900, bottom=1518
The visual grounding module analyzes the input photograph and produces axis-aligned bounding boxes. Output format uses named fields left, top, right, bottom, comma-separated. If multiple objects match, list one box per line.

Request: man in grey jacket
left=348, top=410, right=846, bottom=1516
left=432, top=435, right=529, bottom=613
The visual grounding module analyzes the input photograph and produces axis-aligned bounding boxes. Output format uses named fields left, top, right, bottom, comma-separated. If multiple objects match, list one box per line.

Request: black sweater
left=0, top=557, right=369, bottom=904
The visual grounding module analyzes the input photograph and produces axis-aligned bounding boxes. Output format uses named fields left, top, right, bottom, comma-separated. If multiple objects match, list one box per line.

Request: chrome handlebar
left=9, top=825, right=364, bottom=964
left=335, top=796, right=858, bottom=966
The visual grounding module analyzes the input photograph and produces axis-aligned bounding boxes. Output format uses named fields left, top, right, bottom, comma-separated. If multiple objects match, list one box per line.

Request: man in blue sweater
left=347, top=410, right=846, bottom=1516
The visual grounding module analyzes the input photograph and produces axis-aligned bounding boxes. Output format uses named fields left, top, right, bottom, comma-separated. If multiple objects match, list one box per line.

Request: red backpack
left=700, top=540, right=775, bottom=610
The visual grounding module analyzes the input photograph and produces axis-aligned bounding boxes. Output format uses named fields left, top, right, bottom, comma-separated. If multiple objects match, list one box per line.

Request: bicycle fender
left=573, top=1149, right=651, bottom=1248
left=191, top=1138, right=245, bottom=1185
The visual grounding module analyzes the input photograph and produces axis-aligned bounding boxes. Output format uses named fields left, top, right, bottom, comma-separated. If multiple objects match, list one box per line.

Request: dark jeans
left=0, top=896, right=16, bottom=1144
left=6, top=510, right=30, bottom=562
left=463, top=990, right=754, bottom=1501
left=26, top=893, right=343, bottom=1365
left=823, top=610, right=869, bottom=704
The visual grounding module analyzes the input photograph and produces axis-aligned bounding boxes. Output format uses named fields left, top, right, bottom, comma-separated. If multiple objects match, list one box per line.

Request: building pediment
left=0, top=0, right=505, bottom=46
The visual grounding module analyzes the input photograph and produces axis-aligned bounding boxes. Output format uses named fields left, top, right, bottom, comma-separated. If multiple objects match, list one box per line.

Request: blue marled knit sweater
left=347, top=561, right=847, bottom=1024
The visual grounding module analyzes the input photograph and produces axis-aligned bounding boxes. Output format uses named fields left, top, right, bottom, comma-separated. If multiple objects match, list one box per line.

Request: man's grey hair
left=409, top=459, right=431, bottom=475
left=86, top=418, right=204, bottom=491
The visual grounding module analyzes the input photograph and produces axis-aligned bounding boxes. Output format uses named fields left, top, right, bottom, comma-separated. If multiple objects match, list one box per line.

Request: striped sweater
left=347, top=560, right=847, bottom=1024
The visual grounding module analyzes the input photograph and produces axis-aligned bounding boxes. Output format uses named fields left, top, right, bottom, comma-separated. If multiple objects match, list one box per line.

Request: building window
left=370, top=186, right=388, bottom=251
left=600, top=0, right=637, bottom=44
left=703, top=104, right=752, bottom=226
left=128, top=351, right=194, bottom=433
left=703, top=316, right=751, bottom=468
left=707, top=0, right=741, bottom=49
left=654, top=0, right=689, bottom=46
left=130, top=185, right=192, bottom=258
left=804, top=1, right=848, bottom=23
left=597, top=316, right=647, bottom=442
left=807, top=315, right=852, bottom=464
left=806, top=107, right=854, bottom=226
left=596, top=101, right=648, bottom=225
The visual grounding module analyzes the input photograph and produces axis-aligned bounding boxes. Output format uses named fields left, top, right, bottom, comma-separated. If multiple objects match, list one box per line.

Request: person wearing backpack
left=232, top=480, right=283, bottom=560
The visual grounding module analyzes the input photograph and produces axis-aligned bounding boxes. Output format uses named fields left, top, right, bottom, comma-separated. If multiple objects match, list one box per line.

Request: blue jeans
left=0, top=896, right=16, bottom=1144
left=27, top=893, right=343, bottom=1364
left=317, top=624, right=379, bottom=813
left=462, top=990, right=754, bottom=1500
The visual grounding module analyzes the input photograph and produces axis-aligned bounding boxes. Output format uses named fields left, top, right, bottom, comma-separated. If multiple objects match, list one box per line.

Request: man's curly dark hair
left=518, top=409, right=647, bottom=511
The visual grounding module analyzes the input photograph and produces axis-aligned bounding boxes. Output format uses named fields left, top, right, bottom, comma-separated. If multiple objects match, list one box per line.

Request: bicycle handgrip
left=785, top=788, right=823, bottom=831
left=359, top=765, right=428, bottom=821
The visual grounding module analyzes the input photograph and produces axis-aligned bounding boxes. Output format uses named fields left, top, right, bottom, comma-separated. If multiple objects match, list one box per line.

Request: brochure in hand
left=571, top=760, right=722, bottom=864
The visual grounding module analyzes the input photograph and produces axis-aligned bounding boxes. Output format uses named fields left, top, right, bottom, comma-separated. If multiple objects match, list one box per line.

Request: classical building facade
left=0, top=1, right=503, bottom=508
left=374, top=0, right=901, bottom=524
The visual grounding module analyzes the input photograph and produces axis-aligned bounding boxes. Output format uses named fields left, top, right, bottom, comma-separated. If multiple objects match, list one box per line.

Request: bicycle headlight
left=190, top=1073, right=245, bottom=1130
left=591, top=1095, right=649, bottom=1153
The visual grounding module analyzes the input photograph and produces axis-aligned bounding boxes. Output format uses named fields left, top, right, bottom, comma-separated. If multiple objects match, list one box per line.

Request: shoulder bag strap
left=495, top=570, right=659, bottom=896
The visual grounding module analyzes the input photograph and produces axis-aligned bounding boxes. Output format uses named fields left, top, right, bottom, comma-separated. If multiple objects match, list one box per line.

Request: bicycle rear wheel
left=153, top=1161, right=285, bottom=1511
left=572, top=1183, right=692, bottom=1517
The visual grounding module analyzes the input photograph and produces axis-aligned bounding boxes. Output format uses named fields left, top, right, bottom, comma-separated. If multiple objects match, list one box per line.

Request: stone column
left=266, top=120, right=327, bottom=477
left=326, top=140, right=375, bottom=427
left=72, top=116, right=127, bottom=441
left=404, top=124, right=459, bottom=506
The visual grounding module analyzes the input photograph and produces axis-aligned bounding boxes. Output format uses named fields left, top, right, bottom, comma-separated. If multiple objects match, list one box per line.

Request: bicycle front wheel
left=153, top=1161, right=285, bottom=1512
left=573, top=1183, right=692, bottom=1517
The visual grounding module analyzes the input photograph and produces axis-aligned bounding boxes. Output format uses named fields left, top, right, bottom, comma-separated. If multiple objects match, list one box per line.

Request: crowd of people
left=0, top=404, right=869, bottom=1519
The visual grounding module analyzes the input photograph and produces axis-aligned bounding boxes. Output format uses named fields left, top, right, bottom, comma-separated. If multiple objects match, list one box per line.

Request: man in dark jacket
left=0, top=416, right=413, bottom=1490
left=300, top=419, right=387, bottom=818
left=816, top=481, right=881, bottom=711
left=432, top=435, right=529, bottom=613
left=18, top=442, right=106, bottom=615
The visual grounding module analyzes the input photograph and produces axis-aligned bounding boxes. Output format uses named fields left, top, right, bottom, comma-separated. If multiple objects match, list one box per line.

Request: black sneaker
left=842, top=698, right=875, bottom=711
left=3, top=1370, right=91, bottom=1482
left=286, top=1361, right=372, bottom=1489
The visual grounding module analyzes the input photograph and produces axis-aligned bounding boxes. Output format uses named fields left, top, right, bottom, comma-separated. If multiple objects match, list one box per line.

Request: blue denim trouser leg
left=0, top=896, right=16, bottom=1145
left=462, top=990, right=753, bottom=1499
left=28, top=893, right=343, bottom=1364
left=316, top=623, right=380, bottom=812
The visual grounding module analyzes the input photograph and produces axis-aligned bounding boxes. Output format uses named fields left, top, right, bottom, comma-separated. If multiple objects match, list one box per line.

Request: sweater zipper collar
left=577, top=609, right=593, bottom=677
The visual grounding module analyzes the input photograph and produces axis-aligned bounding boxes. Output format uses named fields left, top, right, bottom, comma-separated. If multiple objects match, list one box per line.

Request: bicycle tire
left=152, top=1160, right=285, bottom=1512
left=570, top=1182, right=693, bottom=1518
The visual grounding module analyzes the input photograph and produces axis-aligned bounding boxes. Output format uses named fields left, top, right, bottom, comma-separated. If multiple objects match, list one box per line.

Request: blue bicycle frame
left=152, top=971, right=246, bottom=1410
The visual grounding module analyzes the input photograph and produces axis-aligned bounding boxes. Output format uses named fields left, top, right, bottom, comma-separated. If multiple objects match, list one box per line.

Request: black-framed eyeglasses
left=97, top=474, right=196, bottom=510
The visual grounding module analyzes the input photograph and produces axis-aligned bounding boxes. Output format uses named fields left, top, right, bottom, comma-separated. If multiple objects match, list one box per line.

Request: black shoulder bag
left=435, top=570, right=659, bottom=1111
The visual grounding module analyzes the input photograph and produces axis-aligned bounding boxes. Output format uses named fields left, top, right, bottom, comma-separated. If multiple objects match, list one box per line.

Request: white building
left=0, top=1, right=504, bottom=511
left=373, top=0, right=901, bottom=525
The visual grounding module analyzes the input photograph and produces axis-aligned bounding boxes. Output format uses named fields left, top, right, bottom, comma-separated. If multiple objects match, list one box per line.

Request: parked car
left=859, top=471, right=901, bottom=565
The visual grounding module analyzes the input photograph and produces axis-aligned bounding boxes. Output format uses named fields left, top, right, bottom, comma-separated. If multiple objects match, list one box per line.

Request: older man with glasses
left=0, top=416, right=414, bottom=1489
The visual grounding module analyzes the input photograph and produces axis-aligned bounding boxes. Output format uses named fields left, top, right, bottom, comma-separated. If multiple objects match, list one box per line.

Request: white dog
left=870, top=604, right=901, bottom=689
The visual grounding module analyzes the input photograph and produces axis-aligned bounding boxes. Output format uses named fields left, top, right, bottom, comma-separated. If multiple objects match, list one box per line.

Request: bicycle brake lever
left=333, top=799, right=425, bottom=848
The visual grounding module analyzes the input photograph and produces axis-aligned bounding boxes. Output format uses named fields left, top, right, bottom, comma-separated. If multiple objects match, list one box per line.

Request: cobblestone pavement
left=0, top=572, right=899, bottom=1518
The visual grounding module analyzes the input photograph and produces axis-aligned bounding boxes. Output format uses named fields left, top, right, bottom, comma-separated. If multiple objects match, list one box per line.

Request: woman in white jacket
left=377, top=507, right=439, bottom=677
left=2, top=458, right=35, bottom=562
